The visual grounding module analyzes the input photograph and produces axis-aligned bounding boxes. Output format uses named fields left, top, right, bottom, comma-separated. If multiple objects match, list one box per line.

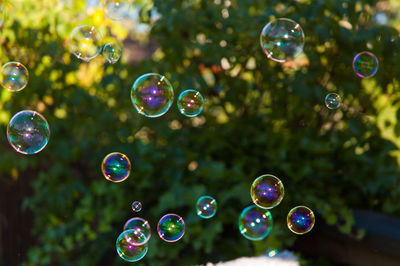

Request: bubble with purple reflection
left=352, top=51, right=378, bottom=78
left=287, top=206, right=315, bottom=235
left=251, top=174, right=284, bottom=209
left=116, top=229, right=148, bottom=262
left=238, top=205, right=273, bottom=241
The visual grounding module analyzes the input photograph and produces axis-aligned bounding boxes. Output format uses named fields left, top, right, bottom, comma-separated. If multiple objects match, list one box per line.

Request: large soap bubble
left=0, top=62, right=29, bottom=92
left=69, top=25, right=102, bottom=62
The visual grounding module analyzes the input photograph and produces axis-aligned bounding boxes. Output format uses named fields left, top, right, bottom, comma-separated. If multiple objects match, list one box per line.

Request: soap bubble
left=7, top=110, right=50, bottom=155
left=196, top=196, right=217, bottom=219
left=131, top=73, right=174, bottom=118
left=103, top=42, right=122, bottom=64
left=266, top=248, right=279, bottom=258
left=116, top=230, right=148, bottom=262
left=260, top=18, right=305, bottom=62
left=177, top=89, right=204, bottom=117
left=0, top=62, right=29, bottom=92
left=131, top=201, right=142, bottom=212
left=104, top=0, right=131, bottom=21
left=69, top=25, right=102, bottom=62
left=123, top=217, right=151, bottom=244
left=287, top=206, right=315, bottom=235
left=157, top=214, right=185, bottom=242
left=101, top=152, right=131, bottom=182
left=239, top=205, right=273, bottom=241
left=251, top=174, right=284, bottom=209
left=352, top=51, right=378, bottom=78
left=325, top=93, right=341, bottom=110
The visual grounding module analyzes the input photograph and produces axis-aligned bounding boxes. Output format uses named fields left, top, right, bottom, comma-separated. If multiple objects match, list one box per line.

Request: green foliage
left=1, top=0, right=400, bottom=265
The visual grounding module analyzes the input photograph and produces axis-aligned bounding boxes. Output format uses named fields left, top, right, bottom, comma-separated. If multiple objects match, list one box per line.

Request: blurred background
left=1, top=0, right=400, bottom=265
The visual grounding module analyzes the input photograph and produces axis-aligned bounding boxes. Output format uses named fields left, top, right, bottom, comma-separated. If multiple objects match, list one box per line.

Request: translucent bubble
left=157, top=214, right=185, bottom=242
left=101, top=152, right=131, bottom=182
left=239, top=205, right=273, bottom=241
left=287, top=206, right=315, bottom=235
left=0, top=62, right=29, bottom=92
left=196, top=196, right=217, bottom=219
left=251, top=174, right=284, bottom=209
left=325, top=93, right=341, bottom=110
left=104, top=0, right=131, bottom=21
left=352, top=51, right=378, bottom=78
left=69, top=25, right=102, bottom=62
left=116, top=230, right=148, bottom=262
left=131, top=73, right=174, bottom=118
left=131, top=201, right=142, bottom=212
left=7, top=110, right=50, bottom=155
left=123, top=217, right=151, bottom=244
left=103, top=42, right=122, bottom=64
left=260, top=18, right=305, bottom=62
left=266, top=248, right=279, bottom=258
left=177, top=89, right=204, bottom=117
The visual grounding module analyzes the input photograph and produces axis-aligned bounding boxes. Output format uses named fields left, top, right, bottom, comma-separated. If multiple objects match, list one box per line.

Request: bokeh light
left=251, top=174, right=284, bottom=209
left=196, top=196, right=217, bottom=219
left=69, top=25, right=102, bottom=62
left=101, top=152, right=131, bottom=182
left=352, top=51, right=378, bottom=78
left=177, top=89, right=204, bottom=117
left=116, top=230, right=148, bottom=262
left=238, top=205, right=273, bottom=241
left=157, top=214, right=185, bottom=242
left=103, top=0, right=131, bottom=21
left=0, top=62, right=29, bottom=92
left=287, top=206, right=315, bottom=235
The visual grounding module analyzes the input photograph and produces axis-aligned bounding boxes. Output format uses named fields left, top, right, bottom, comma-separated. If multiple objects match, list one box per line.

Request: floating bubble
left=7, top=110, right=50, bottom=155
left=104, top=0, right=131, bottom=21
left=132, top=201, right=142, bottom=212
left=287, top=206, right=315, bottom=235
left=131, top=73, right=174, bottom=118
left=251, top=174, right=284, bottom=209
left=116, top=230, right=148, bottom=262
left=103, top=42, right=122, bottom=64
left=266, top=248, right=279, bottom=258
left=69, top=25, right=102, bottom=62
left=260, top=18, right=305, bottom=62
left=0, top=62, right=29, bottom=92
left=157, top=214, right=185, bottom=242
left=177, top=89, right=204, bottom=117
left=196, top=196, right=217, bottom=219
left=352, top=51, right=378, bottom=78
left=325, top=93, right=341, bottom=110
left=123, top=217, right=151, bottom=244
left=101, top=152, right=131, bottom=182
left=239, top=205, right=273, bottom=241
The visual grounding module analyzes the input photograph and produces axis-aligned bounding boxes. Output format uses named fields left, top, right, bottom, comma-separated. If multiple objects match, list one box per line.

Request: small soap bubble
left=101, top=152, right=131, bottom=182
left=131, top=201, right=142, bottom=212
left=131, top=73, right=174, bottom=118
left=196, top=196, right=217, bottom=219
left=239, top=205, right=273, bottom=241
left=287, top=206, right=315, bottom=235
left=69, top=25, right=102, bottom=62
left=251, top=174, right=284, bottom=209
left=260, top=18, right=305, bottom=62
left=325, top=93, right=341, bottom=110
left=177, top=89, right=204, bottom=117
left=157, top=214, right=185, bottom=242
left=352, top=51, right=378, bottom=78
left=116, top=230, right=148, bottom=262
left=0, top=62, right=29, bottom=92
left=103, top=42, right=122, bottom=64
left=7, top=110, right=50, bottom=155
left=104, top=0, right=131, bottom=20
left=266, top=248, right=279, bottom=258
left=123, top=217, right=151, bottom=244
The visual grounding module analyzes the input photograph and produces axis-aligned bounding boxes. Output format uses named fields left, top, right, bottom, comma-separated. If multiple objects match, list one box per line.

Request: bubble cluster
left=101, top=152, right=131, bottom=182
left=196, top=196, right=217, bottom=219
left=69, top=25, right=102, bottom=62
left=325, top=93, right=341, bottom=110
left=104, top=0, right=131, bottom=21
left=131, top=201, right=142, bottom=212
left=123, top=217, right=151, bottom=244
left=239, top=205, right=273, bottom=241
left=260, top=18, right=305, bottom=62
left=353, top=51, right=378, bottom=78
left=287, top=206, right=315, bottom=235
left=131, top=73, right=174, bottom=118
left=251, top=174, right=284, bottom=209
left=7, top=110, right=50, bottom=155
left=177, top=89, right=204, bottom=117
left=0, top=62, right=29, bottom=92
left=116, top=230, right=148, bottom=262
left=103, top=42, right=122, bottom=64
left=157, top=214, right=185, bottom=242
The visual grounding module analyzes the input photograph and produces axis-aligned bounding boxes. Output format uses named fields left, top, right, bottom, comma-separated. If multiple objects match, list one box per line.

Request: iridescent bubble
left=352, top=51, right=378, bottom=78
left=116, top=230, right=148, bottom=262
left=266, top=248, right=279, bottom=258
left=69, top=25, right=102, bottom=62
left=251, top=174, right=284, bottom=209
left=131, top=73, right=174, bottom=118
left=239, top=205, right=273, bottom=241
left=131, top=201, right=142, bottom=212
left=103, top=42, right=122, bottom=64
left=0, top=62, right=29, bottom=92
left=260, top=18, right=305, bottom=62
left=325, top=93, right=341, bottom=110
left=101, top=152, right=131, bottom=182
left=7, top=110, right=50, bottom=155
left=177, top=89, right=204, bottom=117
left=157, top=214, right=185, bottom=242
left=287, top=206, right=315, bottom=235
left=196, top=196, right=217, bottom=219
left=104, top=0, right=131, bottom=21
left=123, top=217, right=151, bottom=244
